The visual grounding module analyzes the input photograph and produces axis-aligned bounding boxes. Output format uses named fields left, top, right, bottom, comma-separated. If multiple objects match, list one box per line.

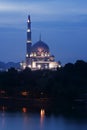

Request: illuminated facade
left=21, top=15, right=61, bottom=70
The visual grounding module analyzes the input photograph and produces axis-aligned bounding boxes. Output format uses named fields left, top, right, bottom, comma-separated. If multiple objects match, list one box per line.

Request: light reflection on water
left=22, top=107, right=27, bottom=113
left=40, top=109, right=45, bottom=128
left=0, top=108, right=87, bottom=130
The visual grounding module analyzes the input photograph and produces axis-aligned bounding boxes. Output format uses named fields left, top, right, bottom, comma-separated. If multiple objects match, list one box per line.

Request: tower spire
left=26, top=15, right=32, bottom=55
left=28, top=15, right=30, bottom=22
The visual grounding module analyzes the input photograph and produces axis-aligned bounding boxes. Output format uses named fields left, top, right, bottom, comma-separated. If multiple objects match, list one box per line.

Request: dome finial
left=39, top=33, right=41, bottom=41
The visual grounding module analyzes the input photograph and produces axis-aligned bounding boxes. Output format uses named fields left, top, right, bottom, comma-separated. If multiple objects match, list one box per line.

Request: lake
left=0, top=108, right=87, bottom=130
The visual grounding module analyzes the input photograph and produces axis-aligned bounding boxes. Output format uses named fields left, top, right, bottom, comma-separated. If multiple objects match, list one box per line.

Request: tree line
left=0, top=60, right=87, bottom=108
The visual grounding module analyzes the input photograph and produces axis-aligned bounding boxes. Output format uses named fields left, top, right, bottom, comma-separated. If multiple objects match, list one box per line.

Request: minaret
left=26, top=15, right=32, bottom=57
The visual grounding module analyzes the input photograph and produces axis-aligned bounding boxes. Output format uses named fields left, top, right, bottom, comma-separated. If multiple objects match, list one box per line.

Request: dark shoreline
left=0, top=60, right=87, bottom=117
left=0, top=96, right=87, bottom=118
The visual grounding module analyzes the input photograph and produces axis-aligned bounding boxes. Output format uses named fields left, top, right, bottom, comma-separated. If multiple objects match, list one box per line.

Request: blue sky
left=0, top=0, right=87, bottom=64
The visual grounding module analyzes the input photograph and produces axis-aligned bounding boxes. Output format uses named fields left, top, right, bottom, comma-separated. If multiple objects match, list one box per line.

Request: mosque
left=21, top=15, right=61, bottom=70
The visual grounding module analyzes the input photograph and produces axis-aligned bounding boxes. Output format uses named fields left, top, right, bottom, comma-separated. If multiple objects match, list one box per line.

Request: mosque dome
left=31, top=40, right=50, bottom=56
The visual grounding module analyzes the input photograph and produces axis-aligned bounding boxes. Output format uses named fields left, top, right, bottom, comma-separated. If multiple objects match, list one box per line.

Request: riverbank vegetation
left=0, top=60, right=87, bottom=110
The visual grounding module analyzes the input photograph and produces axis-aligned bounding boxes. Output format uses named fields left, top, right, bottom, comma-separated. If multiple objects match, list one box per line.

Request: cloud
left=0, top=1, right=87, bottom=25
left=0, top=1, right=87, bottom=15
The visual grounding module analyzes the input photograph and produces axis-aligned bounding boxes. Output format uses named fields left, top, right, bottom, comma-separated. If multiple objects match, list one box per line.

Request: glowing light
left=27, top=40, right=31, bottom=43
left=40, top=109, right=45, bottom=117
left=58, top=64, right=61, bottom=68
left=21, top=91, right=29, bottom=96
left=40, top=109, right=45, bottom=126
left=27, top=20, right=30, bottom=23
left=45, top=65, right=48, bottom=69
left=38, top=48, right=42, bottom=52
left=23, top=65, right=26, bottom=69
left=26, top=54, right=28, bottom=57
left=49, top=62, right=58, bottom=69
left=21, top=62, right=26, bottom=69
left=32, top=62, right=36, bottom=68
left=49, top=63, right=54, bottom=69
left=41, top=53, right=44, bottom=57
left=22, top=107, right=27, bottom=113
left=27, top=29, right=30, bottom=32
left=20, top=62, right=23, bottom=66
left=48, top=54, right=50, bottom=56
left=30, top=53, right=33, bottom=57
left=45, top=53, right=47, bottom=56
left=37, top=64, right=41, bottom=69
left=34, top=53, right=36, bottom=56
left=28, top=65, right=31, bottom=68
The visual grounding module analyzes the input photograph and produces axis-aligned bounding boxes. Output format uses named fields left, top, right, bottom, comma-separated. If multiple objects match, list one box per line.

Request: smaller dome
left=31, top=40, right=49, bottom=53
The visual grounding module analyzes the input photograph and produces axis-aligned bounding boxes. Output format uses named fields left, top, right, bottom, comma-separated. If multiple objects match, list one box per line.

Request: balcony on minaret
left=27, top=15, right=31, bottom=23
left=27, top=29, right=31, bottom=32
left=26, top=54, right=28, bottom=57
left=27, top=19, right=30, bottom=23
left=27, top=40, right=31, bottom=43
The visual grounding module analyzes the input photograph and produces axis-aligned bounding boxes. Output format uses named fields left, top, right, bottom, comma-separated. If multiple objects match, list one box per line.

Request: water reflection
left=1, top=112, right=5, bottom=129
left=40, top=109, right=45, bottom=118
left=0, top=112, right=86, bottom=130
left=0, top=106, right=6, bottom=128
left=22, top=107, right=27, bottom=113
left=0, top=105, right=86, bottom=130
left=40, top=109, right=45, bottom=127
left=0, top=106, right=7, bottom=112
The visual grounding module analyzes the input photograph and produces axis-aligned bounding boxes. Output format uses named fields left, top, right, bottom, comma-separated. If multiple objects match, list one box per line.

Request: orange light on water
left=21, top=91, right=29, bottom=96
left=40, top=109, right=45, bottom=117
left=22, top=107, right=27, bottom=113
left=40, top=109, right=45, bottom=126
